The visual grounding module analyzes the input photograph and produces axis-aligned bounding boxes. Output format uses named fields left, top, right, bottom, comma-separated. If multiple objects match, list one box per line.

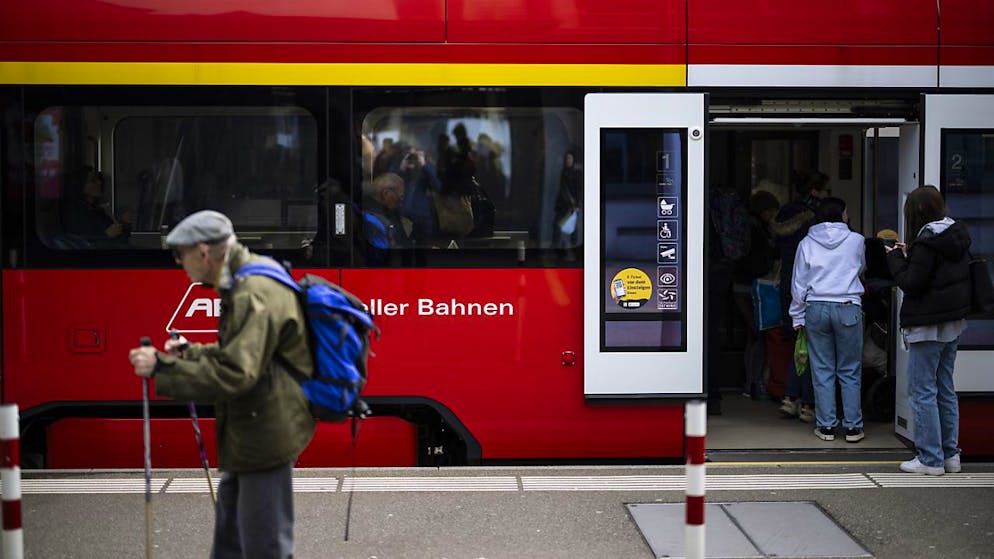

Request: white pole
left=0, top=404, right=24, bottom=559
left=685, top=400, right=707, bottom=559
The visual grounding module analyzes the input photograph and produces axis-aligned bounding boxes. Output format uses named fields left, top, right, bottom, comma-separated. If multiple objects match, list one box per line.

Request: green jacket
left=155, top=243, right=316, bottom=472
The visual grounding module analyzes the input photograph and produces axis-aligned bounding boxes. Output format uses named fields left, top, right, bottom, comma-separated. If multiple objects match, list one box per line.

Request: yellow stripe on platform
left=0, top=61, right=685, bottom=87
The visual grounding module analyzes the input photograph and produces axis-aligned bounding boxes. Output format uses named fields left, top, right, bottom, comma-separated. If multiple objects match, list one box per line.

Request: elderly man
left=361, top=172, right=412, bottom=263
left=128, top=210, right=315, bottom=559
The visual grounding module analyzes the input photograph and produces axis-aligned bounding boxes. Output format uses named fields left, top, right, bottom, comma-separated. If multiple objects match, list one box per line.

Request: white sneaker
left=798, top=405, right=815, bottom=423
left=900, top=457, right=944, bottom=476
left=779, top=398, right=799, bottom=417
left=945, top=454, right=962, bottom=474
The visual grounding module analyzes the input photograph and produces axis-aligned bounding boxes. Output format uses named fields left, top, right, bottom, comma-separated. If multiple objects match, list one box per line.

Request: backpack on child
left=235, top=259, right=379, bottom=422
left=709, top=189, right=752, bottom=261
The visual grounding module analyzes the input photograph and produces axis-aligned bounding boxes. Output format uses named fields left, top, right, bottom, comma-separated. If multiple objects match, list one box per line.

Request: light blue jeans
left=907, top=339, right=961, bottom=468
left=804, top=301, right=863, bottom=430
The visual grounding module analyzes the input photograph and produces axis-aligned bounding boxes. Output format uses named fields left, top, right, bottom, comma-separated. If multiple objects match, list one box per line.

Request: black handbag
left=969, top=256, right=994, bottom=317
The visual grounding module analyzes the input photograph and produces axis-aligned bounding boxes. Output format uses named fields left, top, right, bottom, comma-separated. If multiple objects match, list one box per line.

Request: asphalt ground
left=12, top=462, right=994, bottom=559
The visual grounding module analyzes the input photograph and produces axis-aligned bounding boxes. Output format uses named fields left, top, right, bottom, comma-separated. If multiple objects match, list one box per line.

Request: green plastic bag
left=794, top=329, right=809, bottom=376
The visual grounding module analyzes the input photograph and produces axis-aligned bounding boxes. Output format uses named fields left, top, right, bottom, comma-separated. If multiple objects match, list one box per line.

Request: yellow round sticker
left=610, top=268, right=652, bottom=309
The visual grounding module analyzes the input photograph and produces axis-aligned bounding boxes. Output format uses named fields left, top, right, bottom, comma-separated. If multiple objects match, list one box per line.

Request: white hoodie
left=790, top=222, right=865, bottom=327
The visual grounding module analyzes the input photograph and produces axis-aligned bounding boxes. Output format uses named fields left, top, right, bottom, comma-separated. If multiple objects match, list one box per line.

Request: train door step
left=627, top=501, right=871, bottom=558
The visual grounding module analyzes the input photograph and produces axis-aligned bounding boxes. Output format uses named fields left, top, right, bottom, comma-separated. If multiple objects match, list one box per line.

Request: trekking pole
left=188, top=402, right=216, bottom=506
left=344, top=401, right=370, bottom=542
left=169, top=331, right=216, bottom=506
left=139, top=336, right=153, bottom=559
left=343, top=416, right=358, bottom=542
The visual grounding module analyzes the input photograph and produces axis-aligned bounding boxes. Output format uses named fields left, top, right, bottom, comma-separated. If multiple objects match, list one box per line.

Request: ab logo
left=166, top=283, right=222, bottom=334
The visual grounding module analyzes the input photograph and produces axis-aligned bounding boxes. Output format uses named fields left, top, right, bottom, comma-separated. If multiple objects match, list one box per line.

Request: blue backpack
left=235, top=260, right=379, bottom=422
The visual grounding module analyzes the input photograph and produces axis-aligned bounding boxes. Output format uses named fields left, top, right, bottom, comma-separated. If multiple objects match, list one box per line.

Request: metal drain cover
left=627, top=501, right=872, bottom=558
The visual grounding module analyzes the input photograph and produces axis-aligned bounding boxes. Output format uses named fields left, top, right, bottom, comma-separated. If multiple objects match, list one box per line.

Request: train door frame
left=709, top=121, right=903, bottom=348
left=893, top=122, right=919, bottom=441
left=708, top=111, right=913, bottom=450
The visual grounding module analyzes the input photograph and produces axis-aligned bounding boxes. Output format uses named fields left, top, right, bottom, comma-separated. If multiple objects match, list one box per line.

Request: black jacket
left=886, top=220, right=972, bottom=327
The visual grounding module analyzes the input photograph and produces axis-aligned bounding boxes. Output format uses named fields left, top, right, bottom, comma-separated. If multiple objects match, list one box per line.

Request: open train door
left=894, top=94, right=994, bottom=442
left=583, top=93, right=706, bottom=398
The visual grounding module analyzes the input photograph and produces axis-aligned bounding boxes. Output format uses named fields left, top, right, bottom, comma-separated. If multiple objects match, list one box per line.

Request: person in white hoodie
left=790, top=198, right=866, bottom=443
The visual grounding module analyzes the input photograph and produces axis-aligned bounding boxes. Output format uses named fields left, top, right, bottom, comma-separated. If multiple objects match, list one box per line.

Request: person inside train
left=863, top=229, right=898, bottom=327
left=452, top=123, right=476, bottom=162
left=436, top=123, right=496, bottom=239
left=362, top=172, right=411, bottom=264
left=887, top=185, right=971, bottom=475
left=859, top=229, right=898, bottom=387
left=707, top=181, right=754, bottom=414
left=435, top=133, right=453, bottom=184
left=770, top=170, right=830, bottom=422
left=705, top=205, right=731, bottom=416
left=474, top=132, right=508, bottom=208
left=732, top=190, right=780, bottom=400
left=396, top=145, right=442, bottom=246
left=555, top=148, right=582, bottom=257
left=552, top=147, right=583, bottom=262
left=372, top=137, right=398, bottom=178
left=753, top=163, right=789, bottom=206
left=790, top=197, right=866, bottom=443
left=64, top=168, right=133, bottom=247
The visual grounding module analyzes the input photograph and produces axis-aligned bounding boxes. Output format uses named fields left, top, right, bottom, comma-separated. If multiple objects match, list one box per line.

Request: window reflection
left=360, top=107, right=582, bottom=257
left=34, top=106, right=318, bottom=251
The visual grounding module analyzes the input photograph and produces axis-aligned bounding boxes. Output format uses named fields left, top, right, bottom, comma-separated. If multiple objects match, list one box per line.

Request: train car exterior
left=1, top=1, right=993, bottom=468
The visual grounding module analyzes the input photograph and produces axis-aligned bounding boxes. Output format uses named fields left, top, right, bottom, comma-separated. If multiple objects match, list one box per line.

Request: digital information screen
left=600, top=128, right=687, bottom=352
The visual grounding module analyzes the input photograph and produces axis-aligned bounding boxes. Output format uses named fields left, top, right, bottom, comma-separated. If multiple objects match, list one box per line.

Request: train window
left=359, top=107, right=582, bottom=260
left=34, top=106, right=318, bottom=251
left=942, top=129, right=994, bottom=347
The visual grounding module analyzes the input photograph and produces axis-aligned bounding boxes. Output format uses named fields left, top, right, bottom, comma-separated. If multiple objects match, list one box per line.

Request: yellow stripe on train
left=0, top=62, right=686, bottom=87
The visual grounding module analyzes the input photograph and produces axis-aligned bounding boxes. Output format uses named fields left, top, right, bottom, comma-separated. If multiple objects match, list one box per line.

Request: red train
left=1, top=0, right=992, bottom=468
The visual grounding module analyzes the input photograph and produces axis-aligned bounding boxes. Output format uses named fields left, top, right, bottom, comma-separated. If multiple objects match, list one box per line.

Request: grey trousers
left=210, top=461, right=295, bottom=559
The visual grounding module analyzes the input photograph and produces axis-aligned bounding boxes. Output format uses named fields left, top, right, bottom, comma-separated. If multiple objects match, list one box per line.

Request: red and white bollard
left=0, top=404, right=23, bottom=559
left=685, top=400, right=706, bottom=559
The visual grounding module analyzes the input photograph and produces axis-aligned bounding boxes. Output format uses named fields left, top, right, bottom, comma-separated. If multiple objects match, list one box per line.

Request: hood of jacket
left=914, top=219, right=971, bottom=261
left=806, top=222, right=852, bottom=250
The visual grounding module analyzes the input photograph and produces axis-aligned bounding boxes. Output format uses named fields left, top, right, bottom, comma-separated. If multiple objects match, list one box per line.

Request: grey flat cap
left=165, top=210, right=234, bottom=246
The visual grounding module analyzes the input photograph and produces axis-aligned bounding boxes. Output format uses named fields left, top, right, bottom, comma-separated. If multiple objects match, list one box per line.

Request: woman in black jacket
left=886, top=185, right=971, bottom=476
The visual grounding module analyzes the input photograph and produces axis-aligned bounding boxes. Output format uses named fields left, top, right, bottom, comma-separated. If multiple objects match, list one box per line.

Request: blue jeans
left=907, top=339, right=961, bottom=468
left=805, top=301, right=863, bottom=430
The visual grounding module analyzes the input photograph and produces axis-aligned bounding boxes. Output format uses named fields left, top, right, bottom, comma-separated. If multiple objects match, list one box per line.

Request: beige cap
left=876, top=229, right=899, bottom=241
